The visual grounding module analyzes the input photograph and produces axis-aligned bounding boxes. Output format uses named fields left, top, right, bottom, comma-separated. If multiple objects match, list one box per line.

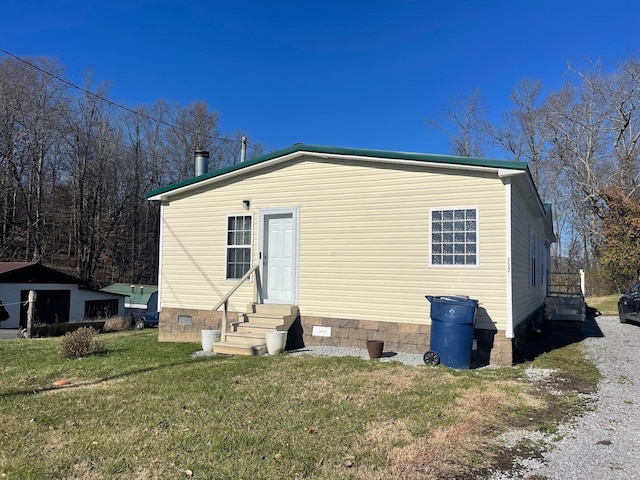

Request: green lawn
left=586, top=294, right=619, bottom=316
left=0, top=330, right=599, bottom=479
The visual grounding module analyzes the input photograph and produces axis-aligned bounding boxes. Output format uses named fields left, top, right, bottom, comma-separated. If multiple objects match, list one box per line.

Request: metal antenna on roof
left=240, top=136, right=247, bottom=163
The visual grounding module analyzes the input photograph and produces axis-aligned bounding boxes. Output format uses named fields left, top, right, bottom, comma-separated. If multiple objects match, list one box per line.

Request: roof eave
left=147, top=145, right=528, bottom=202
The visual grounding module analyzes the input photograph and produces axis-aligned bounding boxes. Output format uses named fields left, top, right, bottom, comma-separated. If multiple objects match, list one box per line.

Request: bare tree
left=426, top=89, right=491, bottom=157
left=596, top=57, right=640, bottom=195
left=544, top=74, right=612, bottom=267
left=109, top=104, right=168, bottom=284
left=0, top=58, right=28, bottom=256
left=61, top=74, right=129, bottom=282
left=492, top=79, right=575, bottom=262
left=0, top=57, right=68, bottom=262
left=494, top=80, right=550, bottom=181
left=164, top=101, right=220, bottom=183
left=22, top=59, right=68, bottom=262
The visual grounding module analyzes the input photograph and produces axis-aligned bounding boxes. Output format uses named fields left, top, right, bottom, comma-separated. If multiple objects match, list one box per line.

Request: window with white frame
left=431, top=208, right=478, bottom=266
left=226, top=215, right=252, bottom=280
left=539, top=237, right=545, bottom=287
left=530, top=229, right=540, bottom=287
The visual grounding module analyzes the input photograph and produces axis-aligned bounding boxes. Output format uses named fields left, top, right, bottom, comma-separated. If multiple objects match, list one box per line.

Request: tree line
left=3, top=53, right=640, bottom=293
left=0, top=56, right=263, bottom=287
left=428, top=55, right=640, bottom=292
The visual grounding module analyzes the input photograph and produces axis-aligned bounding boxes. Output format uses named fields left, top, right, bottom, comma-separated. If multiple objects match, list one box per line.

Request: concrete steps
left=213, top=342, right=268, bottom=356
left=213, top=303, right=298, bottom=356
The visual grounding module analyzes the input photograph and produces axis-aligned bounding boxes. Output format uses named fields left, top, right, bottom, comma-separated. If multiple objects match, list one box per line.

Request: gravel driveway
left=491, top=315, right=640, bottom=479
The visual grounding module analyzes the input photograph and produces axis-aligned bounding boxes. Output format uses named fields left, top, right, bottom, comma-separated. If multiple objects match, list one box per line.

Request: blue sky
left=4, top=0, right=640, bottom=157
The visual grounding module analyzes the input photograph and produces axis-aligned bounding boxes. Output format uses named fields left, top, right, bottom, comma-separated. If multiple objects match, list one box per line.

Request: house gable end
left=146, top=144, right=528, bottom=201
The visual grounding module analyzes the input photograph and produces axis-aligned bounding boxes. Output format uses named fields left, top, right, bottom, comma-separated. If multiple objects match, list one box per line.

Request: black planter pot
left=366, top=340, right=384, bottom=359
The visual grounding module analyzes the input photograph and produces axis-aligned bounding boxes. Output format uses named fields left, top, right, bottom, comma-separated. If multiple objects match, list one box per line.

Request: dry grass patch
left=43, top=376, right=130, bottom=395
left=241, top=359, right=553, bottom=478
left=365, top=419, right=415, bottom=447
left=350, top=367, right=425, bottom=390
left=360, top=383, right=520, bottom=479
left=451, top=385, right=514, bottom=426
left=235, top=358, right=440, bottom=405
left=102, top=316, right=132, bottom=332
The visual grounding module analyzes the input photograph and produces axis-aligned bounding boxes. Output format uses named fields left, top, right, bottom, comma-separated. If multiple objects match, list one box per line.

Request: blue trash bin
left=424, top=295, right=478, bottom=369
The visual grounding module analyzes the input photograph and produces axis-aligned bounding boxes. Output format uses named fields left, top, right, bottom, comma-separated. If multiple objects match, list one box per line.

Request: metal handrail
left=546, top=269, right=585, bottom=298
left=213, top=264, right=261, bottom=342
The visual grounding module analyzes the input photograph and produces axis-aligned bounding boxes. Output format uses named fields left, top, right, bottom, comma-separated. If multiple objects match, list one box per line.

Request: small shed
left=100, top=283, right=158, bottom=318
left=0, top=262, right=124, bottom=329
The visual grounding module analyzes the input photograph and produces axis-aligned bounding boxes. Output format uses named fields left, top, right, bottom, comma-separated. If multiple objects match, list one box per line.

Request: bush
left=59, top=327, right=105, bottom=359
left=585, top=268, right=620, bottom=296
left=102, top=316, right=132, bottom=332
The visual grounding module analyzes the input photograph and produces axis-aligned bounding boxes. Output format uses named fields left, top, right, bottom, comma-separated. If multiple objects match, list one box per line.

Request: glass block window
left=431, top=208, right=478, bottom=266
left=226, top=215, right=252, bottom=279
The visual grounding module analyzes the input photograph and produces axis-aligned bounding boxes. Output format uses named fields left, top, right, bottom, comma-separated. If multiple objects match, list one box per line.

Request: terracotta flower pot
left=366, top=340, right=384, bottom=359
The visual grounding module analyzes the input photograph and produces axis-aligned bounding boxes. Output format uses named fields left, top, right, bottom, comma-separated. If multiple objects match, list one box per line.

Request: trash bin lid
left=425, top=295, right=478, bottom=308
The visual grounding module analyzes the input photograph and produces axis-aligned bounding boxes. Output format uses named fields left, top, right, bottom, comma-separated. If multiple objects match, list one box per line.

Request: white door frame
left=258, top=206, right=299, bottom=304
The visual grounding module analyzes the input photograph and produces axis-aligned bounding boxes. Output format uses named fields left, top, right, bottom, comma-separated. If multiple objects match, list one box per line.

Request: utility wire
left=0, top=47, right=237, bottom=144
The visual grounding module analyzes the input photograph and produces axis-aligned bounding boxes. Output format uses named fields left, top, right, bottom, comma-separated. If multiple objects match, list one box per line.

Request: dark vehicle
left=136, top=312, right=159, bottom=329
left=618, top=281, right=640, bottom=324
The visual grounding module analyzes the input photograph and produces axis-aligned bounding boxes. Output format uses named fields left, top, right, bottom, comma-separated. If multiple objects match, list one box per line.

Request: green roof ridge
left=146, top=144, right=527, bottom=199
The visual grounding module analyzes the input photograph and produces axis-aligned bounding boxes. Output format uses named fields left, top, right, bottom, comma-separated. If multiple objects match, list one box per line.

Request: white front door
left=260, top=208, right=298, bottom=304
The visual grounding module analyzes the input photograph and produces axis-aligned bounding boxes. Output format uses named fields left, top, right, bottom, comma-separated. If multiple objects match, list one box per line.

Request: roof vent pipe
left=195, top=149, right=209, bottom=176
left=240, top=136, right=247, bottom=163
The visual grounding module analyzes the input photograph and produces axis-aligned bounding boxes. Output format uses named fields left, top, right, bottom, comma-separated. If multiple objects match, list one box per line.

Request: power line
left=0, top=47, right=237, bottom=144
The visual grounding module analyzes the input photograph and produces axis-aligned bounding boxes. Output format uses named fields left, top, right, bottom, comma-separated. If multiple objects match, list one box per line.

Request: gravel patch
left=489, top=315, right=640, bottom=479
left=523, top=367, right=557, bottom=382
left=193, top=345, right=426, bottom=366
left=285, top=345, right=426, bottom=366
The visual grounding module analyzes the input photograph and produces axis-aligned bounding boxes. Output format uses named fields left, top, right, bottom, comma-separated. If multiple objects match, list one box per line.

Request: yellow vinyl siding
left=160, top=157, right=508, bottom=329
left=511, top=188, right=547, bottom=329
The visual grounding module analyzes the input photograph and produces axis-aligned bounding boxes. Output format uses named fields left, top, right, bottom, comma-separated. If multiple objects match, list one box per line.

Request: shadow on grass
left=0, top=354, right=211, bottom=399
left=515, top=306, right=605, bottom=364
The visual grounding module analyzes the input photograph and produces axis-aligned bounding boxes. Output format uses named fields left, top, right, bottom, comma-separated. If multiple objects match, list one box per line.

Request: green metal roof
left=145, top=144, right=529, bottom=199
left=100, top=283, right=158, bottom=307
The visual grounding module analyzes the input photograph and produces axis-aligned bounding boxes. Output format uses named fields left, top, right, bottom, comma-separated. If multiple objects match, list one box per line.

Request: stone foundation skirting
left=158, top=307, right=517, bottom=367
left=158, top=307, right=237, bottom=344
left=298, top=315, right=431, bottom=355
left=298, top=315, right=514, bottom=367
